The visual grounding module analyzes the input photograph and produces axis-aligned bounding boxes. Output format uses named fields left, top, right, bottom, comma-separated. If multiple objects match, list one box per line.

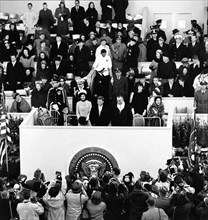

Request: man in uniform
left=47, top=74, right=68, bottom=125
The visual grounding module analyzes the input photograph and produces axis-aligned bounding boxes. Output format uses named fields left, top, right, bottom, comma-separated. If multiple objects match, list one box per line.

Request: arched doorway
left=68, top=147, right=119, bottom=178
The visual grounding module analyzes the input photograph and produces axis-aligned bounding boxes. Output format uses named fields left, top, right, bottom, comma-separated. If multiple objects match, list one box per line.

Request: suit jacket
left=5, top=61, right=24, bottom=91
left=194, top=90, right=208, bottom=113
left=50, top=40, right=68, bottom=61
left=111, top=103, right=133, bottom=126
left=49, top=62, right=67, bottom=79
left=187, top=42, right=202, bottom=59
left=90, top=103, right=111, bottom=126
left=170, top=43, right=188, bottom=61
left=163, top=82, right=181, bottom=97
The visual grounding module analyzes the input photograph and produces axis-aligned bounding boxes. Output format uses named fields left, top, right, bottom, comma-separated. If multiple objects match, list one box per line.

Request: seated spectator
left=16, top=188, right=44, bottom=220
left=36, top=40, right=50, bottom=59
left=31, top=82, right=47, bottom=108
left=36, top=60, right=49, bottom=80
left=142, top=197, right=169, bottom=220
left=131, top=82, right=148, bottom=116
left=19, top=47, right=35, bottom=71
left=76, top=91, right=92, bottom=126
left=40, top=75, right=52, bottom=93
left=98, top=30, right=113, bottom=46
left=59, top=76, right=71, bottom=97
left=147, top=96, right=165, bottom=126
left=94, top=20, right=103, bottom=38
left=49, top=56, right=67, bottom=79
left=149, top=49, right=163, bottom=83
left=86, top=191, right=106, bottom=220
left=33, top=31, right=50, bottom=51
left=67, top=53, right=76, bottom=75
left=126, top=67, right=137, bottom=101
left=1, top=40, right=17, bottom=62
left=111, top=95, right=133, bottom=126
left=178, top=77, right=194, bottom=97
left=193, top=68, right=208, bottom=91
left=187, top=34, right=201, bottom=60
left=90, top=96, right=111, bottom=126
left=163, top=78, right=181, bottom=97
left=189, top=55, right=202, bottom=85
left=10, top=93, right=31, bottom=113
left=149, top=76, right=164, bottom=97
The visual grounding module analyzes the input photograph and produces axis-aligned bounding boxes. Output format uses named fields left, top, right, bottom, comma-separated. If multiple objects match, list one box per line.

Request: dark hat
left=51, top=74, right=59, bottom=82
left=159, top=186, right=168, bottom=196
left=191, top=19, right=197, bottom=24
left=151, top=29, right=158, bottom=34
left=78, top=116, right=87, bottom=125
left=187, top=29, right=194, bottom=35
left=172, top=28, right=179, bottom=35
left=138, top=73, right=145, bottom=79
left=162, top=51, right=170, bottom=58
left=91, top=191, right=102, bottom=205
left=130, top=38, right=137, bottom=42
left=101, top=49, right=107, bottom=54
left=40, top=60, right=47, bottom=65
left=54, top=56, right=61, bottom=61
left=146, top=197, right=155, bottom=206
left=100, top=38, right=107, bottom=42
left=115, top=68, right=122, bottom=73
left=181, top=57, right=189, bottom=63
left=156, top=19, right=162, bottom=24
left=116, top=35, right=122, bottom=40
left=76, top=38, right=84, bottom=44
left=39, top=31, right=45, bottom=36
left=72, top=181, right=82, bottom=193
left=200, top=81, right=208, bottom=86
left=150, top=25, right=159, bottom=30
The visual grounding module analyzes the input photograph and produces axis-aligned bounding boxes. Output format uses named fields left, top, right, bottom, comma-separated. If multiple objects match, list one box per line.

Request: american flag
left=0, top=112, right=12, bottom=165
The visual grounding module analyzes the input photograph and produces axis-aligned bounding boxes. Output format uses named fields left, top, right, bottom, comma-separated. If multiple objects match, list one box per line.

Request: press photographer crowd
left=0, top=157, right=208, bottom=220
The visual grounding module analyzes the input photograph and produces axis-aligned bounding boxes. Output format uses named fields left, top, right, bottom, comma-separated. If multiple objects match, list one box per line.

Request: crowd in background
left=1, top=1, right=208, bottom=126
left=0, top=157, right=208, bottom=220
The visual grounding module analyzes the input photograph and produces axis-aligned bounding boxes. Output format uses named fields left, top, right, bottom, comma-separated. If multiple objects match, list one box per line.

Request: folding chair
left=132, top=114, right=145, bottom=126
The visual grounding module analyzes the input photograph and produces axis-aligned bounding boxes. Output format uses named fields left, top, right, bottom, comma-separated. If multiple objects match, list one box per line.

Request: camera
left=55, top=171, right=62, bottom=182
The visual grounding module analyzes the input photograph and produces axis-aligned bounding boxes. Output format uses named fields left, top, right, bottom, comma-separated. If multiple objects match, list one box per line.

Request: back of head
left=22, top=188, right=31, bottom=200
left=146, top=197, right=155, bottom=206
left=91, top=191, right=102, bottom=205
left=134, top=180, right=142, bottom=190
left=49, top=186, right=59, bottom=198
left=34, top=168, right=42, bottom=179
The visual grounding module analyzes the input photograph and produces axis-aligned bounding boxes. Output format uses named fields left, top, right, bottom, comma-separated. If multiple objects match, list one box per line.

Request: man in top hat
left=47, top=74, right=69, bottom=125
left=74, top=38, right=91, bottom=77
left=155, top=19, right=167, bottom=42
left=111, top=35, right=127, bottom=72
left=170, top=34, right=188, bottom=61
left=169, top=28, right=180, bottom=46
left=194, top=81, right=208, bottom=113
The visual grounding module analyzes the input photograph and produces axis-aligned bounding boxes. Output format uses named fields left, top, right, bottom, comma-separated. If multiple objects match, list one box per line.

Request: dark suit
left=187, top=42, right=202, bottom=60
left=49, top=62, right=67, bottom=79
left=163, top=82, right=181, bottom=97
left=100, top=0, right=113, bottom=22
left=113, top=0, right=128, bottom=23
left=5, top=61, right=24, bottom=91
left=90, top=103, right=111, bottom=126
left=71, top=6, right=86, bottom=34
left=38, top=8, right=55, bottom=32
left=170, top=43, right=188, bottom=61
left=50, top=40, right=68, bottom=61
left=111, top=102, right=133, bottom=126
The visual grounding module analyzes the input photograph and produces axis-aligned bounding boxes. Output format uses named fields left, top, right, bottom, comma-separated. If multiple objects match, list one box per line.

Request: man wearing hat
left=49, top=56, right=67, bottom=79
left=194, top=80, right=208, bottom=113
left=141, top=197, right=169, bottom=220
left=170, top=34, right=188, bottom=61
left=85, top=32, right=98, bottom=62
left=74, top=38, right=90, bottom=77
left=146, top=29, right=158, bottom=61
left=111, top=36, right=127, bottom=72
left=155, top=19, right=167, bottom=42
left=169, top=29, right=180, bottom=46
left=47, top=74, right=69, bottom=125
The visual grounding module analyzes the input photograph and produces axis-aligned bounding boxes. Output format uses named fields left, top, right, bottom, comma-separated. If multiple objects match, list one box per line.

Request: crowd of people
left=0, top=1, right=208, bottom=125
left=0, top=157, right=208, bottom=220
